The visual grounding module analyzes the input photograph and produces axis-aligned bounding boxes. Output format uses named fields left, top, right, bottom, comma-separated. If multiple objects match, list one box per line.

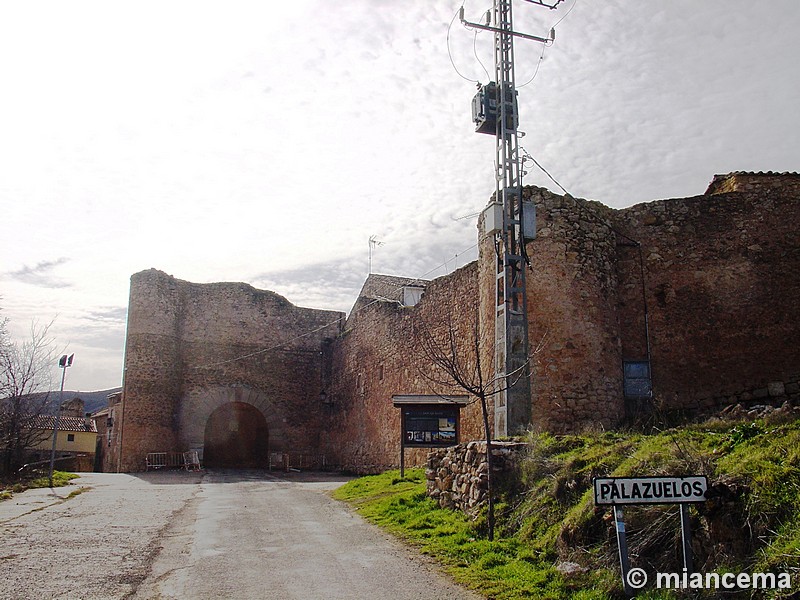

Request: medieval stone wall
left=613, top=177, right=800, bottom=413
left=705, top=172, right=800, bottom=195
left=120, top=269, right=343, bottom=471
left=325, top=263, right=488, bottom=473
left=97, top=391, right=123, bottom=473
left=471, top=174, right=799, bottom=433
left=116, top=172, right=799, bottom=473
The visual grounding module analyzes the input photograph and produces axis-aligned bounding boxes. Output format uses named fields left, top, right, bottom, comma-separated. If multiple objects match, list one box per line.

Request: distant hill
left=2, top=388, right=121, bottom=416
left=36, top=388, right=121, bottom=415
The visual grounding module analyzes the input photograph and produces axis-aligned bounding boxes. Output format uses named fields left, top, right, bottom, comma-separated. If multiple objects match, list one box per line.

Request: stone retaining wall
left=426, top=441, right=527, bottom=513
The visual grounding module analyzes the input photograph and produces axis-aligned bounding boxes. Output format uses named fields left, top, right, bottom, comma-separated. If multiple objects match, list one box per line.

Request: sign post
left=613, top=506, right=634, bottom=597
left=593, top=475, right=708, bottom=596
left=680, top=504, right=694, bottom=573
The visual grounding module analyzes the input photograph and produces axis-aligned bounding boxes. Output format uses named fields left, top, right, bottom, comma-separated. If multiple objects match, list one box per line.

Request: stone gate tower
left=114, top=269, right=343, bottom=472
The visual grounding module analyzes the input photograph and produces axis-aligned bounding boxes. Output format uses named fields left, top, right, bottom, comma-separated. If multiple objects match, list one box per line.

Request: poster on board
left=402, top=405, right=459, bottom=448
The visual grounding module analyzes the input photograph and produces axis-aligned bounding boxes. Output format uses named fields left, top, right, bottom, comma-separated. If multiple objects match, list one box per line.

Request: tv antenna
left=460, top=0, right=562, bottom=437
left=368, top=235, right=384, bottom=274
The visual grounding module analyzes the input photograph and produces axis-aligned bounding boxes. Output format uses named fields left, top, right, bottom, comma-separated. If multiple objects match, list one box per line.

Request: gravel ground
left=0, top=471, right=483, bottom=600
left=0, top=472, right=202, bottom=600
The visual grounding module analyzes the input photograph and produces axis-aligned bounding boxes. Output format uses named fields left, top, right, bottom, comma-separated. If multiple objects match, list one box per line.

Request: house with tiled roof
left=345, top=274, right=427, bottom=329
left=28, top=397, right=98, bottom=471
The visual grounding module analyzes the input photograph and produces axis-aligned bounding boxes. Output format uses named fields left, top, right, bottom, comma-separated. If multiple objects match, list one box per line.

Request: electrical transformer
left=471, top=82, right=518, bottom=135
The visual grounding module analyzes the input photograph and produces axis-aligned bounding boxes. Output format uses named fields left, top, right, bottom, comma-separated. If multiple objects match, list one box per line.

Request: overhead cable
left=518, top=0, right=579, bottom=89
left=447, top=3, right=480, bottom=83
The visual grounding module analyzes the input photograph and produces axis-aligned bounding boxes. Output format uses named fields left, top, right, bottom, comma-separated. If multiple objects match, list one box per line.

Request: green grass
left=0, top=470, right=78, bottom=500
left=334, top=469, right=614, bottom=599
left=334, top=415, right=800, bottom=599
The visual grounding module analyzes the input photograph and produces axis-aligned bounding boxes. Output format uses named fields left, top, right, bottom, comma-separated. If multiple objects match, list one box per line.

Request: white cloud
left=1, top=0, right=797, bottom=390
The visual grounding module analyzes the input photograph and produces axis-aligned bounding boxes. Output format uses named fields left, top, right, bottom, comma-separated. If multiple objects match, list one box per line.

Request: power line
left=473, top=29, right=491, bottom=82
left=520, top=146, right=570, bottom=196
left=447, top=3, right=479, bottom=83
left=550, top=0, right=578, bottom=30
left=517, top=43, right=546, bottom=88
left=518, top=0, right=579, bottom=88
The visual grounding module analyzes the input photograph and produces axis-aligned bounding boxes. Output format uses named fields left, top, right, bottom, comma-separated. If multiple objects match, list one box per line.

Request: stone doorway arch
left=203, top=402, right=269, bottom=468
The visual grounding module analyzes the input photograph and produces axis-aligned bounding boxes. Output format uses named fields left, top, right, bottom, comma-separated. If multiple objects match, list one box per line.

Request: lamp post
left=48, top=353, right=74, bottom=487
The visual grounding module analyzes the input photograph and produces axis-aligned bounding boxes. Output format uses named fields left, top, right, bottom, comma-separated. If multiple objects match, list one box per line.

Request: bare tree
left=0, top=317, right=58, bottom=476
left=414, top=297, right=531, bottom=541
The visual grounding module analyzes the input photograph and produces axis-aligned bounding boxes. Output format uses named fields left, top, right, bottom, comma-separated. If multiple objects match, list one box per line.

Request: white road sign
left=594, top=476, right=708, bottom=505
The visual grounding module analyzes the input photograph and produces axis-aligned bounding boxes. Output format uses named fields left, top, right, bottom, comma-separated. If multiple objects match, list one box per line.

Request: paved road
left=0, top=470, right=483, bottom=600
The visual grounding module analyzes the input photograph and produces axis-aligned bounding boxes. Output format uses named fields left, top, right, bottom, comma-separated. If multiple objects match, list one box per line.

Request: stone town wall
left=426, top=441, right=526, bottom=513
left=98, top=391, right=123, bottom=473
left=472, top=174, right=799, bottom=432
left=120, top=269, right=343, bottom=471
left=117, top=172, right=799, bottom=472
left=612, top=178, right=800, bottom=413
left=325, top=263, right=488, bottom=473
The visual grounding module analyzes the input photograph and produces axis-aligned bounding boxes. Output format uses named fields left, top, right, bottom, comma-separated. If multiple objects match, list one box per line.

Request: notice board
left=401, top=405, right=460, bottom=448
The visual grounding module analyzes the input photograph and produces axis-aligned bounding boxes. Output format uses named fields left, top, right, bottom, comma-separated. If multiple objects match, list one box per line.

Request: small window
left=401, top=286, right=424, bottom=307
left=378, top=364, right=384, bottom=381
left=67, top=433, right=75, bottom=442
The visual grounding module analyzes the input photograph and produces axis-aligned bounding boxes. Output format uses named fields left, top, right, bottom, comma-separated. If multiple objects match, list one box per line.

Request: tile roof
left=29, top=414, right=97, bottom=433
left=357, top=274, right=427, bottom=304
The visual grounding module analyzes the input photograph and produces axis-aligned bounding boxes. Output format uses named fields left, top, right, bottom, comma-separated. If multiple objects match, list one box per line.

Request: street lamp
left=48, top=353, right=74, bottom=487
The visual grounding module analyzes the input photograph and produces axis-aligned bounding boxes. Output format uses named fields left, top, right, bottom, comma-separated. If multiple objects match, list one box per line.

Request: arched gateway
left=203, top=402, right=269, bottom=468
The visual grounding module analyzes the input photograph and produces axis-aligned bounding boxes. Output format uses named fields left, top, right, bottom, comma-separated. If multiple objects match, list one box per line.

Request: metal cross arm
left=521, top=0, right=564, bottom=9
left=459, top=7, right=555, bottom=45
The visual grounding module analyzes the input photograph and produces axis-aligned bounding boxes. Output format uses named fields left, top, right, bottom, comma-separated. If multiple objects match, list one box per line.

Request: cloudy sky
left=1, top=1, right=798, bottom=392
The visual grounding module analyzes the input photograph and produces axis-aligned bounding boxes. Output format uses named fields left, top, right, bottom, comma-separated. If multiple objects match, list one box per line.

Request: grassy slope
left=333, top=416, right=800, bottom=599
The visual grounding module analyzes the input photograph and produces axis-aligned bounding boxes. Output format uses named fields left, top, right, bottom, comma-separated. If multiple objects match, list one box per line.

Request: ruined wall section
left=705, top=172, right=800, bottom=196
left=327, top=264, right=486, bottom=473
left=614, top=184, right=800, bottom=412
left=121, top=269, right=343, bottom=471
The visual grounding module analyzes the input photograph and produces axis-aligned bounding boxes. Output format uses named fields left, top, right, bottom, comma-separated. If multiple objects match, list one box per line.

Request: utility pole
left=462, top=0, right=560, bottom=437
left=48, top=353, right=74, bottom=487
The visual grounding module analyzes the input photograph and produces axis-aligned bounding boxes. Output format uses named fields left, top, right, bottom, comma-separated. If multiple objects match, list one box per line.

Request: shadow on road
left=126, top=469, right=354, bottom=486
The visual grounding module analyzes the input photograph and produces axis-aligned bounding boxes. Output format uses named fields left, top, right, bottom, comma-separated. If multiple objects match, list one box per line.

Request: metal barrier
left=144, top=450, right=332, bottom=471
left=146, top=451, right=203, bottom=471
left=267, top=453, right=327, bottom=472
left=183, top=450, right=202, bottom=471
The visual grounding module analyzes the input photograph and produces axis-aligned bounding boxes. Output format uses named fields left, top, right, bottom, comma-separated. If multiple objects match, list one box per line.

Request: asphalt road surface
left=0, top=470, right=483, bottom=600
